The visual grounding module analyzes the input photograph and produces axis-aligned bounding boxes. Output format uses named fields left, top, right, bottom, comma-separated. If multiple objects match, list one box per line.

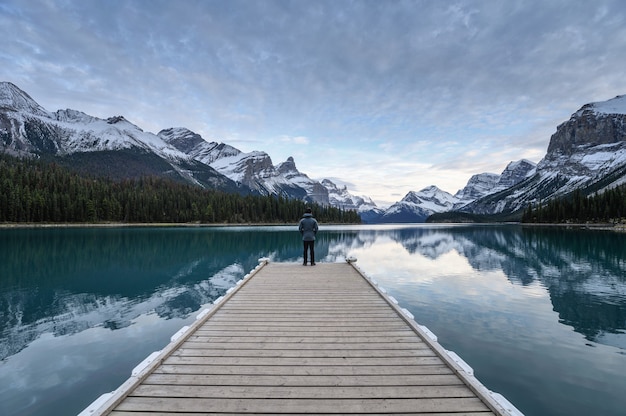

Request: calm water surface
left=0, top=224, right=625, bottom=416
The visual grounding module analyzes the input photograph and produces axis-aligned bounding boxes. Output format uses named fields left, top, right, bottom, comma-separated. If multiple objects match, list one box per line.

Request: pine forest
left=522, top=186, right=626, bottom=224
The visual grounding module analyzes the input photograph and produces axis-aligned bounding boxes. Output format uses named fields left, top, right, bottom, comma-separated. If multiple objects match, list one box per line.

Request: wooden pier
left=86, top=260, right=518, bottom=415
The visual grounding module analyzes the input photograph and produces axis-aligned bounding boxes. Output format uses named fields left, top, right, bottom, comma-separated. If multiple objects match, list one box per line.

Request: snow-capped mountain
left=0, top=82, right=50, bottom=118
left=0, top=82, right=243, bottom=192
left=159, top=127, right=329, bottom=204
left=321, top=179, right=376, bottom=211
left=378, top=186, right=457, bottom=223
left=494, top=159, right=537, bottom=191
left=372, top=159, right=536, bottom=223
left=464, top=95, right=626, bottom=215
left=160, top=128, right=378, bottom=210
left=373, top=95, right=626, bottom=222
left=321, top=179, right=383, bottom=222
left=453, top=159, right=536, bottom=210
left=454, top=173, right=500, bottom=207
left=157, top=127, right=240, bottom=163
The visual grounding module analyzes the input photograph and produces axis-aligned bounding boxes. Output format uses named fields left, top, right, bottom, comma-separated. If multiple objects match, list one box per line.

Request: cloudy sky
left=2, top=0, right=626, bottom=206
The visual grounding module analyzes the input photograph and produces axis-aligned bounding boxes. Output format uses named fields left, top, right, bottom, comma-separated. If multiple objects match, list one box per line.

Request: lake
left=0, top=224, right=625, bottom=416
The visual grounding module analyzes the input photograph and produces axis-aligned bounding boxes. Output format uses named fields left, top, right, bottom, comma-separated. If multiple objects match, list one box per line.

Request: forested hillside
left=522, top=186, right=626, bottom=224
left=0, top=155, right=360, bottom=224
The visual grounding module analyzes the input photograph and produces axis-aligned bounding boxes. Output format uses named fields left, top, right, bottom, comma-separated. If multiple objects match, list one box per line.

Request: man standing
left=299, top=207, right=319, bottom=266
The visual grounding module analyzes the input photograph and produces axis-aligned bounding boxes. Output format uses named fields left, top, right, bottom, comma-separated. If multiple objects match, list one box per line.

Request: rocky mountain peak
left=321, top=178, right=342, bottom=191
left=321, top=178, right=377, bottom=213
left=54, top=108, right=98, bottom=124
left=547, top=95, right=626, bottom=156
left=402, top=186, right=457, bottom=208
left=576, top=94, right=626, bottom=117
left=159, top=127, right=205, bottom=153
left=455, top=172, right=499, bottom=201
left=276, top=156, right=297, bottom=175
left=496, top=159, right=536, bottom=189
left=0, top=81, right=50, bottom=117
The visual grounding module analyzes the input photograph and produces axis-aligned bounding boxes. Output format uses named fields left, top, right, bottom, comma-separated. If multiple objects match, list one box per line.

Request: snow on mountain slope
left=379, top=186, right=458, bottom=223
left=453, top=160, right=536, bottom=210
left=454, top=172, right=500, bottom=207
left=0, top=82, right=243, bottom=192
left=274, top=157, right=329, bottom=204
left=159, top=128, right=240, bottom=165
left=160, top=127, right=331, bottom=204
left=576, top=94, right=626, bottom=116
left=49, top=112, right=188, bottom=160
left=321, top=179, right=379, bottom=212
left=494, top=159, right=536, bottom=191
left=0, top=82, right=189, bottom=162
left=0, top=82, right=50, bottom=118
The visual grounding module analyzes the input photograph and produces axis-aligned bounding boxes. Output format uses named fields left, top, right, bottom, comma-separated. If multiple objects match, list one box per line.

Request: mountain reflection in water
left=0, top=225, right=625, bottom=416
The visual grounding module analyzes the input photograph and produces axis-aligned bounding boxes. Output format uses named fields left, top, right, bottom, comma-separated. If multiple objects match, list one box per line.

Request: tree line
left=522, top=185, right=626, bottom=224
left=0, top=154, right=361, bottom=224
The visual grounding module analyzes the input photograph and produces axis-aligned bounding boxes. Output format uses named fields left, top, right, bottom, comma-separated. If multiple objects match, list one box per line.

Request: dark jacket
left=299, top=213, right=318, bottom=241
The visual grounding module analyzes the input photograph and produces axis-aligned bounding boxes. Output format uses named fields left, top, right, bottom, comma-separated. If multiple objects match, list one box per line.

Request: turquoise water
left=0, top=225, right=625, bottom=415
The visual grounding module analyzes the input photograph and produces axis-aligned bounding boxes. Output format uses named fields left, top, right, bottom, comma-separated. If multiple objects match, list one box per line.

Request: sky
left=2, top=0, right=626, bottom=206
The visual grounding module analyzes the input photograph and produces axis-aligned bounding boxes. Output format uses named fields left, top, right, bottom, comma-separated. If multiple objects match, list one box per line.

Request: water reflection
left=370, top=225, right=626, bottom=348
left=1, top=225, right=625, bottom=360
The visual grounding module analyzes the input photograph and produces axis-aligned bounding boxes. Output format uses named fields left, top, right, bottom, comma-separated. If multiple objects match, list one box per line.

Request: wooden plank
left=178, top=341, right=422, bottom=350
left=188, top=329, right=419, bottom=337
left=131, top=384, right=477, bottom=399
left=143, top=373, right=465, bottom=387
left=151, top=364, right=453, bottom=376
left=115, top=397, right=492, bottom=414
left=172, top=348, right=435, bottom=358
left=181, top=336, right=424, bottom=344
left=162, top=355, right=444, bottom=366
left=110, top=411, right=495, bottom=416
left=195, top=322, right=410, bottom=329
left=176, top=341, right=430, bottom=351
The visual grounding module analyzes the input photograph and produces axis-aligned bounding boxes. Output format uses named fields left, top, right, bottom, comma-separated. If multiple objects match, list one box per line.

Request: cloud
left=279, top=135, right=310, bottom=145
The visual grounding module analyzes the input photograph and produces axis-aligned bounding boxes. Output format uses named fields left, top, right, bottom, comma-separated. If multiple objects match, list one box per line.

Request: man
left=298, top=207, right=319, bottom=266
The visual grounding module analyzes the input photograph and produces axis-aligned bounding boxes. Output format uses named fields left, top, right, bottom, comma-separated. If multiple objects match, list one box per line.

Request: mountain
left=453, top=159, right=536, bottom=211
left=463, top=95, right=626, bottom=215
left=371, top=159, right=536, bottom=223
left=159, top=127, right=329, bottom=204
left=494, top=159, right=537, bottom=191
left=159, top=127, right=381, bottom=210
left=321, top=179, right=383, bottom=223
left=453, top=173, right=500, bottom=208
left=0, top=81, right=50, bottom=119
left=0, top=82, right=245, bottom=193
left=321, top=179, right=377, bottom=210
left=375, top=95, right=626, bottom=223
left=378, top=186, right=457, bottom=223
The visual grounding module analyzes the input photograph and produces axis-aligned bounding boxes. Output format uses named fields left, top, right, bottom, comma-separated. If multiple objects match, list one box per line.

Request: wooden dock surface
left=93, top=261, right=511, bottom=415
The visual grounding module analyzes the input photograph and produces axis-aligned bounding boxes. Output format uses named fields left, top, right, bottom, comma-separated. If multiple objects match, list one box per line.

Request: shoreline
left=1, top=221, right=625, bottom=232
left=0, top=221, right=360, bottom=229
left=0, top=222, right=295, bottom=229
left=521, top=222, right=626, bottom=232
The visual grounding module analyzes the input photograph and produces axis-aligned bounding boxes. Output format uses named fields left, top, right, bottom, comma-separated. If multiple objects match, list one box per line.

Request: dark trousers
left=303, top=240, right=315, bottom=264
